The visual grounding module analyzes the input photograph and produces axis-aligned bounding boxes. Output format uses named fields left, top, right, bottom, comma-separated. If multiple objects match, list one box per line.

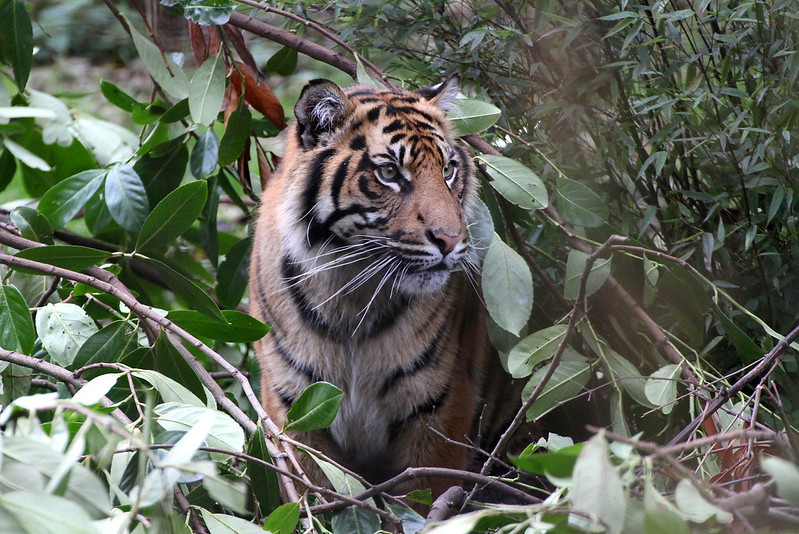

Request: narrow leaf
left=0, top=0, right=33, bottom=91
left=136, top=257, right=225, bottom=322
left=218, top=101, right=252, bottom=165
left=190, top=129, right=219, bottom=178
left=644, top=364, right=680, bottom=414
left=563, top=249, right=611, bottom=300
left=507, top=325, right=568, bottom=378
left=0, top=284, right=34, bottom=354
left=127, top=16, right=189, bottom=99
left=15, top=245, right=108, bottom=272
left=167, top=309, right=268, bottom=342
left=216, top=236, right=251, bottom=308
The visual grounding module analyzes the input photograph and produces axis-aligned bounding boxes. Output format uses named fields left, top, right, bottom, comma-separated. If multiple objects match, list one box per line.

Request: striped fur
left=249, top=76, right=515, bottom=495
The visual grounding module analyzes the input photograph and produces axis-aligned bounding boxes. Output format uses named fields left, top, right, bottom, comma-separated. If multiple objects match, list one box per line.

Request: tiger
left=248, top=74, right=520, bottom=498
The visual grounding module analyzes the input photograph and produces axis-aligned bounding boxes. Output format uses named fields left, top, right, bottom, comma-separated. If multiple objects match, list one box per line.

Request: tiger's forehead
left=343, top=87, right=453, bottom=165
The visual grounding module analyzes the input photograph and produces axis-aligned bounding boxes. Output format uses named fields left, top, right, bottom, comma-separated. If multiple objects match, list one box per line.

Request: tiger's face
left=283, top=76, right=477, bottom=295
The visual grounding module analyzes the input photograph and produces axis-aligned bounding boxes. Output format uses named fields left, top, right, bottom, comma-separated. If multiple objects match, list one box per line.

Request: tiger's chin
left=399, top=269, right=452, bottom=295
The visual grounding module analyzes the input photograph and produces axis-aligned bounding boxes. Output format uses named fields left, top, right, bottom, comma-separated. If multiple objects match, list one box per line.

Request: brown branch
left=227, top=11, right=357, bottom=78
left=424, top=486, right=465, bottom=526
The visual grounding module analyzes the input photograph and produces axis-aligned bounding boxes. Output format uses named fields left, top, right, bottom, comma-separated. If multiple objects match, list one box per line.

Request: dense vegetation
left=0, top=0, right=797, bottom=532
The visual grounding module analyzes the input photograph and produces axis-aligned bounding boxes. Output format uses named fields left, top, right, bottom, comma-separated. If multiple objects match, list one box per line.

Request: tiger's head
left=279, top=74, right=477, bottom=296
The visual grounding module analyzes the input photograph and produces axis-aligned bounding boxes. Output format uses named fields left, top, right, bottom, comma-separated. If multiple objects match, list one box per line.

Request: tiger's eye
left=377, top=163, right=399, bottom=182
left=443, top=160, right=457, bottom=181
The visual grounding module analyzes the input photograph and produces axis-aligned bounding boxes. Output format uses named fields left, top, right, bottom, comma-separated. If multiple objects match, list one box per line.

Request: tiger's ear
left=294, top=79, right=352, bottom=147
left=417, top=73, right=461, bottom=114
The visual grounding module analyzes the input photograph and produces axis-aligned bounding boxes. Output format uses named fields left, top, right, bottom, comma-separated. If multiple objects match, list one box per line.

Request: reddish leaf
left=231, top=61, right=286, bottom=129
left=223, top=25, right=260, bottom=77
left=189, top=22, right=208, bottom=67
left=257, top=149, right=271, bottom=191
left=208, top=26, right=221, bottom=55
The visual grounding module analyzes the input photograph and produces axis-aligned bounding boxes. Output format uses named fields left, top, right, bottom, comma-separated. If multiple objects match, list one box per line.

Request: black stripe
left=355, top=97, right=382, bottom=103
left=378, top=319, right=447, bottom=397
left=281, top=256, right=333, bottom=336
left=271, top=331, right=324, bottom=384
left=302, top=149, right=337, bottom=246
left=367, top=107, right=381, bottom=122
left=349, top=135, right=366, bottom=151
left=389, top=133, right=406, bottom=144
left=276, top=388, right=296, bottom=407
left=390, top=96, right=420, bottom=104
left=358, top=175, right=380, bottom=200
left=346, top=90, right=379, bottom=98
left=389, top=385, right=451, bottom=439
left=323, top=204, right=379, bottom=229
left=382, top=120, right=405, bottom=134
left=331, top=156, right=351, bottom=210
left=363, top=293, right=411, bottom=339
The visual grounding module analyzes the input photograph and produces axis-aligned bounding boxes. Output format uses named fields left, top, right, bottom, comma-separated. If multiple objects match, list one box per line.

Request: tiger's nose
left=426, top=229, right=463, bottom=256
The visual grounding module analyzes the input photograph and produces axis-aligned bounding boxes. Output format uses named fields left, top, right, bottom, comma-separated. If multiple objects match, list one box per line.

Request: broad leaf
left=246, top=426, right=281, bottom=516
left=507, top=325, right=568, bottom=378
left=189, top=53, right=225, bottom=125
left=72, top=321, right=136, bottom=369
left=0, top=492, right=98, bottom=534
left=104, top=164, right=149, bottom=233
left=556, top=176, right=608, bottom=228
left=510, top=443, right=584, bottom=477
left=477, top=154, right=548, bottom=210
left=183, top=2, right=236, bottom=26
left=137, top=257, right=225, bottom=322
left=450, top=98, right=501, bottom=136
left=37, top=169, right=106, bottom=228
left=266, top=46, right=298, bottom=76
left=263, top=502, right=300, bottom=534
left=190, top=129, right=219, bottom=178
left=563, top=249, right=611, bottom=300
left=155, top=402, right=245, bottom=453
left=200, top=510, right=264, bottom=534
left=35, top=302, right=99, bottom=367
left=216, top=236, right=251, bottom=308
left=523, top=349, right=590, bottom=421
left=127, top=16, right=189, bottom=99
left=0, top=284, right=34, bottom=354
left=761, top=456, right=799, bottom=506
left=570, top=433, right=626, bottom=534
left=11, top=206, right=53, bottom=243
left=284, top=381, right=344, bottom=432
left=100, top=80, right=138, bottom=112
left=674, top=479, right=732, bottom=524
left=481, top=234, right=533, bottom=335
left=3, top=138, right=51, bottom=171
left=644, top=364, right=680, bottom=414
left=132, top=369, right=204, bottom=406
left=134, top=136, right=189, bottom=204
left=136, top=181, right=208, bottom=252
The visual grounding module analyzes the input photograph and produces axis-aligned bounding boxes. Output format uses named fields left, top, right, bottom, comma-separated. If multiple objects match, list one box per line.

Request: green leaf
left=0, top=149, right=17, bottom=194
left=643, top=509, right=690, bottom=534
left=507, top=325, right=568, bottom=378
left=644, top=364, right=681, bottom=414
left=674, top=479, right=732, bottom=524
left=0, top=492, right=99, bottom=534
left=135, top=137, right=189, bottom=204
left=190, top=129, right=219, bottom=178
left=477, top=154, right=548, bottom=210
left=38, top=169, right=107, bottom=228
left=15, top=245, right=109, bottom=272
left=200, top=510, right=265, bottom=534
left=216, top=236, right=251, bottom=308
left=0, top=284, right=34, bottom=354
left=354, top=53, right=385, bottom=88
left=153, top=333, right=207, bottom=403
left=284, top=382, right=344, bottom=432
left=333, top=505, right=382, bottom=534
left=126, top=15, right=189, bottom=99
left=570, top=433, right=626, bottom=534
left=100, top=80, right=138, bottom=112
left=136, top=257, right=225, bottom=322
left=246, top=426, right=281, bottom=515
left=104, top=164, right=149, bottom=232
left=168, top=309, right=268, bottom=342
left=716, top=306, right=765, bottom=363
left=481, top=234, right=533, bottom=335
left=136, top=181, right=208, bottom=252
left=72, top=321, right=135, bottom=369
left=35, top=302, right=99, bottom=367
left=203, top=475, right=249, bottom=515
left=563, top=249, right=611, bottom=300
left=523, top=350, right=590, bottom=421
left=556, top=176, right=608, bottom=228
left=510, top=443, right=584, bottom=477
left=266, top=46, right=298, bottom=76
left=218, top=101, right=252, bottom=165
left=160, top=98, right=190, bottom=123
left=450, top=98, right=501, bottom=136
left=11, top=206, right=53, bottom=243
left=155, top=402, right=245, bottom=452
left=189, top=53, right=225, bottom=125
left=3, top=138, right=51, bottom=171
left=132, top=369, right=204, bottom=406
left=263, top=503, right=300, bottom=534
left=0, top=0, right=33, bottom=91
left=761, top=456, right=799, bottom=506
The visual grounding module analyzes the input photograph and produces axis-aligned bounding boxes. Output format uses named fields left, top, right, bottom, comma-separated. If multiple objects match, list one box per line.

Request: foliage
left=0, top=0, right=797, bottom=533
